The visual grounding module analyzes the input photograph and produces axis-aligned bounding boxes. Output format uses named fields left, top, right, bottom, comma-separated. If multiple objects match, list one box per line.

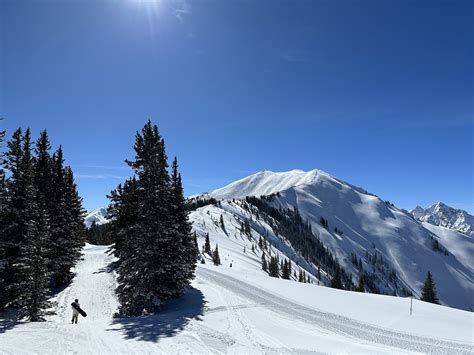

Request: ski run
left=0, top=243, right=472, bottom=354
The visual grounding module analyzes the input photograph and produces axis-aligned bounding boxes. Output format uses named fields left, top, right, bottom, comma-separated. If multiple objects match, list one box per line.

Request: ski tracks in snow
left=197, top=267, right=474, bottom=354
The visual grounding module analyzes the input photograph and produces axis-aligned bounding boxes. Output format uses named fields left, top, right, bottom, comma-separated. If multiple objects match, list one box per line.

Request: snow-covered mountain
left=410, top=202, right=474, bottom=237
left=190, top=169, right=473, bottom=311
left=84, top=208, right=109, bottom=228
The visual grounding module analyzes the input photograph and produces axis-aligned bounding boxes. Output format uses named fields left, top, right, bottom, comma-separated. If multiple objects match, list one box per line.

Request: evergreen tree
left=33, top=131, right=53, bottom=210
left=2, top=128, right=27, bottom=307
left=219, top=214, right=226, bottom=232
left=107, top=177, right=141, bottom=262
left=8, top=129, right=51, bottom=320
left=420, top=271, right=439, bottom=304
left=0, top=124, right=8, bottom=310
left=170, top=157, right=198, bottom=284
left=282, top=259, right=290, bottom=279
left=330, top=266, right=344, bottom=289
left=356, top=277, right=365, bottom=292
left=268, top=256, right=279, bottom=278
left=112, top=121, right=197, bottom=315
left=63, top=167, right=85, bottom=264
left=261, top=252, right=267, bottom=272
left=48, top=148, right=84, bottom=287
left=212, top=244, right=221, bottom=265
left=203, top=233, right=211, bottom=255
left=48, top=147, right=68, bottom=286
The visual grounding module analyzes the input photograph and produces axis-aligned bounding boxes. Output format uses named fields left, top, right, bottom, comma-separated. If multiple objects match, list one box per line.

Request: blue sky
left=1, top=0, right=472, bottom=213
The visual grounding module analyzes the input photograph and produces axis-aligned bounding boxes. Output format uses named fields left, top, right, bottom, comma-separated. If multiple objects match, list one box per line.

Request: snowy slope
left=1, top=244, right=473, bottom=354
left=84, top=208, right=109, bottom=228
left=411, top=202, right=474, bottom=237
left=203, top=169, right=474, bottom=311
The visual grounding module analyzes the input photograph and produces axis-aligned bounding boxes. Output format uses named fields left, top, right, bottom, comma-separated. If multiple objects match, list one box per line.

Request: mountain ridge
left=192, top=169, right=473, bottom=310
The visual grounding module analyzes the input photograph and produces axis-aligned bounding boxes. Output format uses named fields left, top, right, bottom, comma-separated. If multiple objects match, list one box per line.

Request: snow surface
left=1, top=244, right=473, bottom=354
left=204, top=169, right=474, bottom=311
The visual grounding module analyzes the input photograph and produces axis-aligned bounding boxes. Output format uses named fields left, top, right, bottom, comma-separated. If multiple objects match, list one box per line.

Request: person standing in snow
left=72, top=299, right=80, bottom=324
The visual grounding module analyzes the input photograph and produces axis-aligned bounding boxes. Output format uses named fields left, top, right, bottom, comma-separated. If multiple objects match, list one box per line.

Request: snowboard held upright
left=71, top=302, right=87, bottom=317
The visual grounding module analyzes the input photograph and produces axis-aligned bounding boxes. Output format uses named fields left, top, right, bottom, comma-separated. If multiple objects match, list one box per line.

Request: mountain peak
left=411, top=202, right=473, bottom=236
left=85, top=208, right=109, bottom=228
left=208, top=169, right=332, bottom=200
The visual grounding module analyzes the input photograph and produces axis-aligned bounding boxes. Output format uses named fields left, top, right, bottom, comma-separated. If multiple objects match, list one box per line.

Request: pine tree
left=2, top=128, right=27, bottom=307
left=212, top=244, right=221, bottom=265
left=219, top=214, right=225, bottom=232
left=107, top=177, right=141, bottom=262
left=170, top=157, right=198, bottom=286
left=268, top=256, right=279, bottom=278
left=282, top=259, right=290, bottom=279
left=48, top=148, right=84, bottom=287
left=330, top=266, right=344, bottom=289
left=0, top=124, right=9, bottom=310
left=112, top=121, right=197, bottom=315
left=48, top=147, right=68, bottom=286
left=63, top=167, right=85, bottom=268
left=356, top=276, right=365, bottom=292
left=203, top=233, right=211, bottom=255
left=261, top=252, right=267, bottom=272
left=9, top=129, right=51, bottom=320
left=420, top=271, right=439, bottom=304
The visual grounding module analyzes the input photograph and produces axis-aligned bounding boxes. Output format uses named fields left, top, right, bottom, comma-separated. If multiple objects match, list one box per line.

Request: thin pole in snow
left=410, top=295, right=413, bottom=316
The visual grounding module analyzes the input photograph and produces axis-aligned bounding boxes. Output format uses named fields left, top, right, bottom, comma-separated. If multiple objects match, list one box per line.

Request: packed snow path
left=1, top=245, right=473, bottom=354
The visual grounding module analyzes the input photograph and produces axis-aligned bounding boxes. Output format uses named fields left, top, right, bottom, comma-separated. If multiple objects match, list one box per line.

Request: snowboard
left=71, top=302, right=87, bottom=317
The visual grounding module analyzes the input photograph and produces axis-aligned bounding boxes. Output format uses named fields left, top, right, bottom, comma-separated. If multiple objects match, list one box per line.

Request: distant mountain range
left=410, top=202, right=473, bottom=237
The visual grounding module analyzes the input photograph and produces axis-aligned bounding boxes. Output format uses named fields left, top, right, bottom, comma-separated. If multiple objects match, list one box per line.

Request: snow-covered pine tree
left=113, top=121, right=197, bottom=316
left=420, top=271, right=439, bottom=304
left=8, top=129, right=51, bottom=320
left=0, top=124, right=8, bottom=310
left=45, top=145, right=85, bottom=287
left=107, top=177, right=141, bottom=262
left=268, top=256, right=279, bottom=278
left=33, top=131, right=54, bottom=213
left=203, top=232, right=211, bottom=255
left=282, top=259, right=290, bottom=279
left=63, top=167, right=85, bottom=267
left=170, top=157, right=198, bottom=291
left=48, top=147, right=67, bottom=286
left=2, top=128, right=27, bottom=308
left=330, top=265, right=344, bottom=289
left=212, top=243, right=221, bottom=265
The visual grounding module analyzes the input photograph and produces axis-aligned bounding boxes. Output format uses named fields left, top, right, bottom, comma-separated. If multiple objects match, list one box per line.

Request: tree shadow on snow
left=0, top=309, right=18, bottom=334
left=108, top=287, right=206, bottom=342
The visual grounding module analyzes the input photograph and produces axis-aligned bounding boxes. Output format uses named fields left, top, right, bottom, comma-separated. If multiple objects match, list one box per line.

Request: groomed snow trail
left=197, top=267, right=473, bottom=354
left=1, top=245, right=473, bottom=354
